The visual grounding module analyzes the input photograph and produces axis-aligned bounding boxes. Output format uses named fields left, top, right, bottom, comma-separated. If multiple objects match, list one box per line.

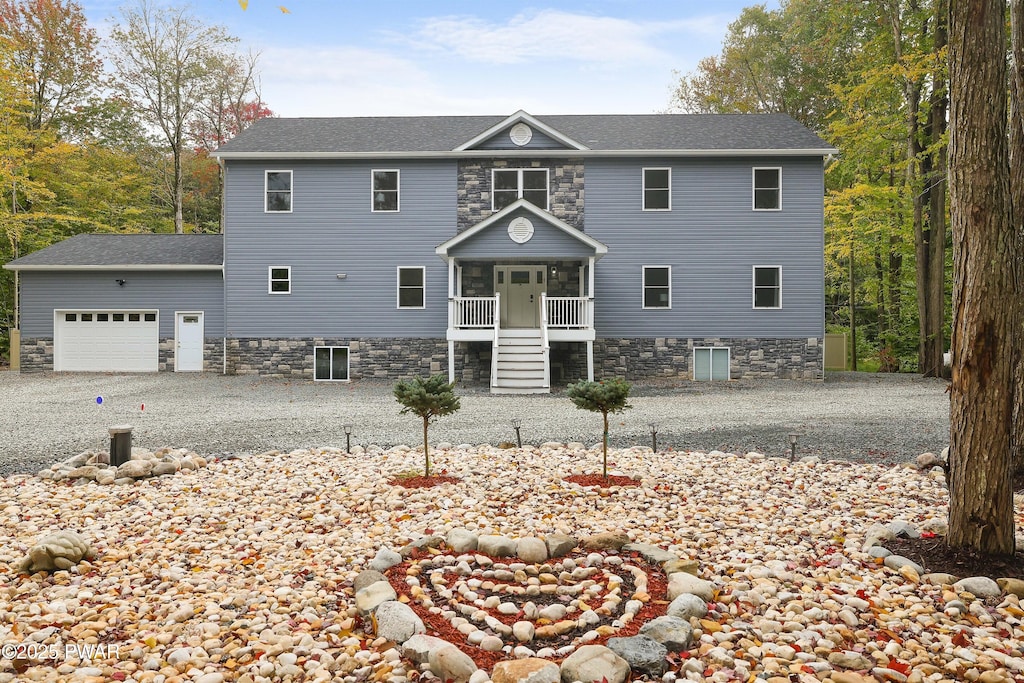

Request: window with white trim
left=753, top=266, right=782, bottom=308
left=265, top=170, right=292, bottom=212
left=269, top=266, right=291, bottom=294
left=372, top=170, right=399, bottom=212
left=492, top=168, right=549, bottom=211
left=314, top=346, right=349, bottom=381
left=397, top=266, right=425, bottom=308
left=642, top=266, right=671, bottom=309
left=753, top=167, right=781, bottom=210
left=643, top=168, right=671, bottom=211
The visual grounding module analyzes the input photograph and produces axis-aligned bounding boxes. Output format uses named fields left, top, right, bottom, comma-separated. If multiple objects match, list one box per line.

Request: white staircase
left=491, top=328, right=549, bottom=394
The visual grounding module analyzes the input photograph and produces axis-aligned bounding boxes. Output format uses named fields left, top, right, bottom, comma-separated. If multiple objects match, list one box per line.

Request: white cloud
left=402, top=9, right=725, bottom=66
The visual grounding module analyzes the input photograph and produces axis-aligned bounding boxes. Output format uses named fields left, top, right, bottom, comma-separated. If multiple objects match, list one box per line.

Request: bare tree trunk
left=173, top=145, right=184, bottom=234
left=1009, top=0, right=1024, bottom=473
left=923, top=0, right=948, bottom=378
left=947, top=0, right=1018, bottom=555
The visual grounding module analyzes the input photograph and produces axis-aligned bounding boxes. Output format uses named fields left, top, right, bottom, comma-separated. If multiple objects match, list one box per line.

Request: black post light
left=344, top=424, right=353, bottom=454
left=649, top=422, right=659, bottom=453
left=788, top=432, right=801, bottom=461
left=511, top=418, right=523, bottom=448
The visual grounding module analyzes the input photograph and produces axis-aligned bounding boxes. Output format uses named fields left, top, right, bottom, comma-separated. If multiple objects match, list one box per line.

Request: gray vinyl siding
left=223, top=159, right=455, bottom=337
left=476, top=128, right=568, bottom=150
left=585, top=156, right=824, bottom=338
left=19, top=271, right=224, bottom=337
left=448, top=208, right=595, bottom=259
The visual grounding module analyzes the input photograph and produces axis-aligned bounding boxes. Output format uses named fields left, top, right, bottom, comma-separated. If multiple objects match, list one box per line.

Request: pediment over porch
left=435, top=200, right=608, bottom=261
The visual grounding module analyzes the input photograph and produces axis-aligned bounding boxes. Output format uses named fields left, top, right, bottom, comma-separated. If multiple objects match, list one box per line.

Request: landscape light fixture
left=649, top=422, right=659, bottom=453
left=511, top=418, right=523, bottom=448
left=343, top=424, right=353, bottom=454
left=788, top=432, right=801, bottom=461
left=115, top=279, right=126, bottom=286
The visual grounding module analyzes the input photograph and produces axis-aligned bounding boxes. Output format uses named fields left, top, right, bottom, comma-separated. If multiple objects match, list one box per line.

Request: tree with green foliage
left=393, top=375, right=460, bottom=478
left=565, top=378, right=632, bottom=479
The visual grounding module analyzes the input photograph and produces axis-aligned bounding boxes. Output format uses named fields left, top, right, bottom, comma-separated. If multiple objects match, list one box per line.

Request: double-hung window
left=753, top=266, right=782, bottom=308
left=265, top=170, right=292, bottom=212
left=372, top=170, right=399, bottom=212
left=492, top=168, right=549, bottom=211
left=753, top=167, right=781, bottom=210
left=397, top=266, right=425, bottom=308
left=642, top=168, right=671, bottom=210
left=269, top=266, right=291, bottom=294
left=642, top=266, right=671, bottom=309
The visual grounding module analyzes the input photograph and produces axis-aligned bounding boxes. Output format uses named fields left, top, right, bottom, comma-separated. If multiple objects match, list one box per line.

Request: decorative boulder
left=19, top=531, right=94, bottom=573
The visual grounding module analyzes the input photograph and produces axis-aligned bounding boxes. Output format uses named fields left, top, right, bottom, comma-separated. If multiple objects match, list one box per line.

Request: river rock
left=479, top=534, right=517, bottom=557
left=446, top=529, right=479, bottom=552
left=116, top=459, right=154, bottom=478
left=998, top=577, right=1024, bottom=598
left=666, top=593, right=707, bottom=620
left=546, top=534, right=577, bottom=558
left=517, top=537, right=548, bottom=562
left=638, top=615, right=694, bottom=651
left=622, top=543, right=676, bottom=564
left=606, top=635, right=669, bottom=677
left=829, top=650, right=875, bottom=670
left=355, top=580, right=397, bottom=613
left=493, top=658, right=560, bottom=683
left=374, top=600, right=425, bottom=643
left=559, top=644, right=630, bottom=683
left=369, top=547, right=403, bottom=572
left=401, top=634, right=451, bottom=665
left=883, top=555, right=924, bottom=575
left=954, top=576, right=1002, bottom=598
left=667, top=572, right=715, bottom=601
left=862, top=523, right=896, bottom=551
left=662, top=558, right=700, bottom=575
left=428, top=643, right=479, bottom=683
left=581, top=531, right=630, bottom=551
left=353, top=569, right=388, bottom=593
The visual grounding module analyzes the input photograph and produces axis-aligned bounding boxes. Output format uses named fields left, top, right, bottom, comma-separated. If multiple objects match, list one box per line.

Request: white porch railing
left=539, top=294, right=551, bottom=389
left=490, top=292, right=500, bottom=388
left=450, top=296, right=496, bottom=328
left=545, top=297, right=593, bottom=329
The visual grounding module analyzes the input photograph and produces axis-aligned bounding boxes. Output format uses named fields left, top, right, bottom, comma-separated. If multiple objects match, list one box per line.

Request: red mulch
left=563, top=474, right=640, bottom=488
left=884, top=536, right=1024, bottom=581
left=388, top=475, right=461, bottom=488
left=385, top=549, right=669, bottom=670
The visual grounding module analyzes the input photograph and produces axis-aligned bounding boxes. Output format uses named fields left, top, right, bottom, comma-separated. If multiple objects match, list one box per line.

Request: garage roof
left=4, top=234, right=224, bottom=271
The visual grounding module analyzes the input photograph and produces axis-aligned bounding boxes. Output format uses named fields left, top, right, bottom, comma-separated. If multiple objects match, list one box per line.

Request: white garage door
left=55, top=311, right=159, bottom=372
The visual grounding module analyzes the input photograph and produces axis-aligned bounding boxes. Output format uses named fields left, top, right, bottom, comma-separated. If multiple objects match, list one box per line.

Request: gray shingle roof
left=214, top=113, right=834, bottom=156
left=4, top=234, right=223, bottom=269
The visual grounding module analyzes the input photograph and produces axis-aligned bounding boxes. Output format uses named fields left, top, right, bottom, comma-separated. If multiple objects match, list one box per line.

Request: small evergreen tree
left=566, top=378, right=632, bottom=479
left=393, top=374, right=460, bottom=477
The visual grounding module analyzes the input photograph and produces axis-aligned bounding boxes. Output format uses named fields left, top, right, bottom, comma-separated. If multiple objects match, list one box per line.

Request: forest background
left=0, top=0, right=963, bottom=374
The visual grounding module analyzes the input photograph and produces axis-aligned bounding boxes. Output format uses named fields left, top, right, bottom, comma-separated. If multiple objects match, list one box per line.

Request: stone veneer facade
left=21, top=335, right=822, bottom=382
left=457, top=158, right=585, bottom=233
left=19, top=338, right=224, bottom=373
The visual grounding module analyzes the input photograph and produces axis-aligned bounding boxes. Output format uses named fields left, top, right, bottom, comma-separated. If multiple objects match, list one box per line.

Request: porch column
left=448, top=259, right=456, bottom=297
left=586, top=340, right=594, bottom=381
left=587, top=257, right=595, bottom=297
left=448, top=340, right=455, bottom=383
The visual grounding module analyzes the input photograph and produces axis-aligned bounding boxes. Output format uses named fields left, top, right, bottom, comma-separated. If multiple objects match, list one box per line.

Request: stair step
left=491, top=386, right=551, bottom=395
left=493, top=377, right=550, bottom=388
left=497, top=371, right=546, bottom=380
left=498, top=353, right=545, bottom=362
left=499, top=328, right=543, bottom=337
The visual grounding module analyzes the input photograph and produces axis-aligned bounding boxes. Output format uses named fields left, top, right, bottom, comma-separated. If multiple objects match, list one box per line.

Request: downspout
left=220, top=159, right=228, bottom=375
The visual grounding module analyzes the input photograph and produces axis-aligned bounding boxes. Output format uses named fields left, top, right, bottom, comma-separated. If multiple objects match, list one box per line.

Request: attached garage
left=5, top=234, right=224, bottom=373
left=54, top=310, right=159, bottom=372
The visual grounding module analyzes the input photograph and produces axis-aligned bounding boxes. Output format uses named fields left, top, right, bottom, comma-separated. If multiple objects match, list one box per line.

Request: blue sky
left=81, top=1, right=773, bottom=117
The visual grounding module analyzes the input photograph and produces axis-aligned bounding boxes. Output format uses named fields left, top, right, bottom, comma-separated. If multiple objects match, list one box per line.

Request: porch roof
left=435, top=200, right=608, bottom=261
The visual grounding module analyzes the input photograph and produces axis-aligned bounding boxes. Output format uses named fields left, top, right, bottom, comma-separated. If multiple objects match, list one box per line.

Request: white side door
left=175, top=312, right=204, bottom=372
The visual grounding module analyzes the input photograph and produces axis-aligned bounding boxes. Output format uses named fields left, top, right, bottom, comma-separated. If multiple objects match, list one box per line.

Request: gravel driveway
left=0, top=370, right=950, bottom=477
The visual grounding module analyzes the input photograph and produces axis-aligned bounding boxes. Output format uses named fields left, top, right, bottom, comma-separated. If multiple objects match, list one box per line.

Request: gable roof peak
left=453, top=110, right=590, bottom=152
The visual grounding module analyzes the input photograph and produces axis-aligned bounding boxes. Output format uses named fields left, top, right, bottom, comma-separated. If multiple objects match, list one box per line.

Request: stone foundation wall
left=19, top=338, right=53, bottom=372
left=158, top=339, right=224, bottom=372
left=225, top=337, right=463, bottom=380
left=457, top=158, right=585, bottom=233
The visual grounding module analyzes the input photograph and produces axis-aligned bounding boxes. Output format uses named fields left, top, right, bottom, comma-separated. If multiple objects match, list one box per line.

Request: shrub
left=393, top=374, right=460, bottom=477
left=566, top=378, right=632, bottom=479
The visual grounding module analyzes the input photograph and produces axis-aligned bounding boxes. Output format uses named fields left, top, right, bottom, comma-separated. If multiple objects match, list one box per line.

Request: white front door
left=175, top=312, right=204, bottom=372
left=495, top=265, right=546, bottom=328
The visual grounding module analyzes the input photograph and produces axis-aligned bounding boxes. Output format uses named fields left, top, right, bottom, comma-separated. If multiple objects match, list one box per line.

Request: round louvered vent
left=508, top=217, right=534, bottom=243
left=509, top=123, right=533, bottom=146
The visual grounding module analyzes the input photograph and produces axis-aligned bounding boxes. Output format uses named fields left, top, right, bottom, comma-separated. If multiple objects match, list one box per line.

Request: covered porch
left=435, top=201, right=607, bottom=393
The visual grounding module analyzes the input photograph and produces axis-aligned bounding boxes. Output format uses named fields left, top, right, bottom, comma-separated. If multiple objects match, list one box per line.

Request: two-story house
left=5, top=110, right=835, bottom=392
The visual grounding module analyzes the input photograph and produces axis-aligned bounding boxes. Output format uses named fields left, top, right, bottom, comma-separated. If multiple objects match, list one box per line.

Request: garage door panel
left=56, top=311, right=158, bottom=372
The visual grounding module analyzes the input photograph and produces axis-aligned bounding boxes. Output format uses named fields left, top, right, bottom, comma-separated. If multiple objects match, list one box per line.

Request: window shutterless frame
left=314, top=346, right=350, bottom=381
left=397, top=266, right=425, bottom=309
left=269, top=266, right=291, bottom=294
left=642, top=168, right=671, bottom=211
left=491, top=168, right=550, bottom=211
left=265, top=170, right=293, bottom=212
left=642, top=265, right=672, bottom=309
left=752, top=167, right=782, bottom=211
left=371, top=169, right=400, bottom=212
left=752, top=265, right=782, bottom=309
